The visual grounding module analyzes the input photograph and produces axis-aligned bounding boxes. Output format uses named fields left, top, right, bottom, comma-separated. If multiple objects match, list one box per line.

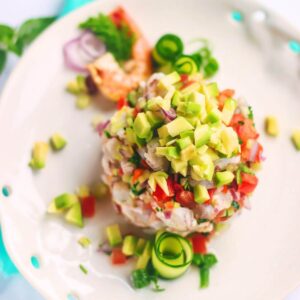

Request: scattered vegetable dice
left=265, top=116, right=279, bottom=137
left=291, top=130, right=300, bottom=151
left=106, top=224, right=122, bottom=247
left=50, top=133, right=67, bottom=150
left=29, top=142, right=49, bottom=170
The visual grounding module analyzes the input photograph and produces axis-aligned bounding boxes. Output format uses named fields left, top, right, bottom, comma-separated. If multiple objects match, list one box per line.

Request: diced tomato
left=217, top=89, right=235, bottom=109
left=109, top=7, right=125, bottom=27
left=191, top=234, right=207, bottom=254
left=238, top=173, right=258, bottom=195
left=255, top=143, right=264, bottom=163
left=81, top=196, right=96, bottom=218
left=117, top=97, right=127, bottom=110
left=180, top=80, right=196, bottom=91
left=180, top=74, right=189, bottom=83
left=173, top=183, right=183, bottom=193
left=175, top=190, right=195, bottom=208
left=133, top=107, right=139, bottom=117
left=208, top=188, right=216, bottom=199
left=222, top=185, right=228, bottom=193
left=132, top=168, right=143, bottom=183
left=111, top=248, right=127, bottom=264
left=164, top=201, right=174, bottom=209
left=153, top=178, right=175, bottom=202
left=231, top=114, right=258, bottom=144
left=118, top=168, right=124, bottom=176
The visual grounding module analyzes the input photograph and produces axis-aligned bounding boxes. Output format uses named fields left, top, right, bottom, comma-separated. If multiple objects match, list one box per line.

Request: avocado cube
left=91, top=182, right=108, bottom=199
left=122, top=235, right=138, bottom=256
left=50, top=133, right=67, bottom=151
left=180, top=130, right=194, bottom=139
left=194, top=185, right=210, bottom=204
left=157, top=125, right=170, bottom=139
left=171, top=159, right=188, bottom=176
left=47, top=200, right=64, bottom=214
left=181, top=82, right=201, bottom=96
left=148, top=172, right=169, bottom=195
left=76, top=94, right=91, bottom=109
left=167, top=147, right=181, bottom=159
left=222, top=98, right=237, bottom=125
left=220, top=127, right=240, bottom=156
left=181, top=144, right=197, bottom=161
left=171, top=90, right=182, bottom=107
left=135, top=238, right=147, bottom=256
left=133, top=112, right=151, bottom=139
left=106, top=224, right=123, bottom=247
left=29, top=142, right=49, bottom=170
left=190, top=155, right=214, bottom=181
left=194, top=124, right=212, bottom=148
left=206, top=108, right=222, bottom=124
left=78, top=237, right=91, bottom=248
left=65, top=202, right=83, bottom=228
left=54, top=193, right=78, bottom=210
left=291, top=130, right=300, bottom=151
left=146, top=111, right=163, bottom=128
left=166, top=116, right=194, bottom=137
left=204, top=82, right=219, bottom=98
left=146, top=96, right=164, bottom=111
left=177, top=136, right=193, bottom=150
left=136, top=241, right=152, bottom=270
left=215, top=171, right=235, bottom=187
left=76, top=185, right=90, bottom=198
left=265, top=116, right=279, bottom=137
left=158, top=72, right=181, bottom=91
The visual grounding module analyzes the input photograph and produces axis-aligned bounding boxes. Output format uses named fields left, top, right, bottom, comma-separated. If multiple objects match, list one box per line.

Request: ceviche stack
left=46, top=6, right=264, bottom=291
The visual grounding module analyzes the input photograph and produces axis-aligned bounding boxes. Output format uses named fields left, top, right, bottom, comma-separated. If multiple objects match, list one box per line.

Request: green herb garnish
left=232, top=200, right=240, bottom=210
left=0, top=17, right=55, bottom=74
left=79, top=264, right=88, bottom=275
left=80, top=14, right=135, bottom=62
left=131, top=182, right=146, bottom=196
left=104, top=130, right=111, bottom=138
left=248, top=106, right=254, bottom=120
left=129, top=152, right=141, bottom=166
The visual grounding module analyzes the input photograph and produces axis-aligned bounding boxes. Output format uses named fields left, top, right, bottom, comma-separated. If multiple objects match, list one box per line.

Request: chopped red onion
left=164, top=211, right=172, bottom=219
left=96, top=120, right=110, bottom=135
left=98, top=242, right=112, bottom=255
left=230, top=189, right=239, bottom=201
left=80, top=31, right=106, bottom=59
left=161, top=108, right=177, bottom=121
left=249, top=141, right=259, bottom=162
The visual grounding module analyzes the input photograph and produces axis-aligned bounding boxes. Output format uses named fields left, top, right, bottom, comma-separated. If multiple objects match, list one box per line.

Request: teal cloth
left=0, top=0, right=94, bottom=277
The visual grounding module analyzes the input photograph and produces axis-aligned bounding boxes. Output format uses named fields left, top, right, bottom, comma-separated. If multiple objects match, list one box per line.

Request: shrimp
left=87, top=6, right=152, bottom=101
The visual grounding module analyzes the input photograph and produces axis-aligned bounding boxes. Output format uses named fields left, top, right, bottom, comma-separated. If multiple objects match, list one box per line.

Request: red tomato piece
left=152, top=178, right=175, bottom=202
left=117, top=97, right=127, bottom=110
left=231, top=114, right=258, bottom=144
left=175, top=190, right=195, bottom=208
left=81, top=196, right=96, bottom=218
left=132, top=168, right=144, bottom=183
left=191, top=234, right=207, bottom=254
left=238, top=173, right=258, bottom=195
left=111, top=248, right=127, bottom=265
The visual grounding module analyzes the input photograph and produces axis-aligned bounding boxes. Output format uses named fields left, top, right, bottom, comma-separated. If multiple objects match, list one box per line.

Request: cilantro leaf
left=131, top=269, right=151, bottom=289
left=0, top=24, right=15, bottom=49
left=0, top=49, right=7, bottom=74
left=248, top=106, right=254, bottom=120
left=79, top=14, right=135, bottom=62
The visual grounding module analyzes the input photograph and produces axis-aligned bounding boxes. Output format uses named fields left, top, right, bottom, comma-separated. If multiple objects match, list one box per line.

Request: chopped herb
left=79, top=264, right=88, bottom=275
left=232, top=200, right=240, bottom=210
left=129, top=152, right=141, bottom=166
left=131, top=182, right=146, bottom=196
left=197, top=218, right=209, bottom=224
left=104, top=130, right=111, bottom=138
left=80, top=14, right=135, bottom=62
left=248, top=106, right=254, bottom=120
left=239, top=163, right=254, bottom=175
left=238, top=137, right=243, bottom=145
left=131, top=269, right=151, bottom=289
left=238, top=121, right=245, bottom=125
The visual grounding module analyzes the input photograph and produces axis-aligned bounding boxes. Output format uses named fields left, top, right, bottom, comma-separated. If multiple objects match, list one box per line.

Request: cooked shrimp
left=87, top=7, right=152, bottom=101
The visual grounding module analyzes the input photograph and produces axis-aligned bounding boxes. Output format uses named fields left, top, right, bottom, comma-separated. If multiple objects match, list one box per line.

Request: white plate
left=1, top=0, right=300, bottom=299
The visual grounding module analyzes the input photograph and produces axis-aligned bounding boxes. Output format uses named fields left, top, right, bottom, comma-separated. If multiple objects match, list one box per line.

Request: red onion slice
left=161, top=108, right=177, bottom=121
left=80, top=31, right=106, bottom=59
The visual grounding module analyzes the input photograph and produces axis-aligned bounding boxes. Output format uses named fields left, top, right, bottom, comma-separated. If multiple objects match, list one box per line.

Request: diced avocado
left=29, top=142, right=49, bottom=170
left=222, top=98, right=237, bottom=125
left=133, top=113, right=151, bottom=139
left=157, top=125, right=170, bottom=139
left=54, top=193, right=78, bottom=210
left=177, top=136, right=193, bottom=150
left=47, top=200, right=64, bottom=214
left=180, top=144, right=197, bottom=161
left=157, top=72, right=181, bottom=91
left=122, top=235, right=138, bottom=256
left=136, top=241, right=152, bottom=270
left=146, top=111, right=163, bottom=128
left=172, top=90, right=182, bottom=107
left=65, top=202, right=83, bottom=228
left=206, top=108, right=222, bottom=123
left=148, top=172, right=169, bottom=195
left=265, top=116, right=279, bottom=137
left=194, top=185, right=210, bottom=204
left=194, top=124, right=212, bottom=148
left=156, top=147, right=180, bottom=160
left=178, top=102, right=201, bottom=116
left=180, top=130, right=194, bottom=139
left=204, top=82, right=219, bottom=98
left=106, top=224, right=123, bottom=247
left=146, top=96, right=164, bottom=111
left=220, top=127, right=240, bottom=156
left=163, top=86, right=175, bottom=103
left=197, top=145, right=208, bottom=155
left=190, top=155, right=214, bottom=181
left=76, top=94, right=91, bottom=109
left=206, top=148, right=220, bottom=161
left=125, top=127, right=136, bottom=144
left=166, top=117, right=194, bottom=137
left=171, top=159, right=188, bottom=176
left=76, top=75, right=87, bottom=93
left=291, top=130, right=300, bottom=151
left=215, top=171, right=235, bottom=187
left=66, top=75, right=87, bottom=95
left=50, top=133, right=67, bottom=151
left=76, top=185, right=90, bottom=198
left=78, top=237, right=91, bottom=248
left=188, top=91, right=207, bottom=121
left=91, top=182, right=108, bottom=199
left=181, top=82, right=201, bottom=96
left=135, top=238, right=147, bottom=256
